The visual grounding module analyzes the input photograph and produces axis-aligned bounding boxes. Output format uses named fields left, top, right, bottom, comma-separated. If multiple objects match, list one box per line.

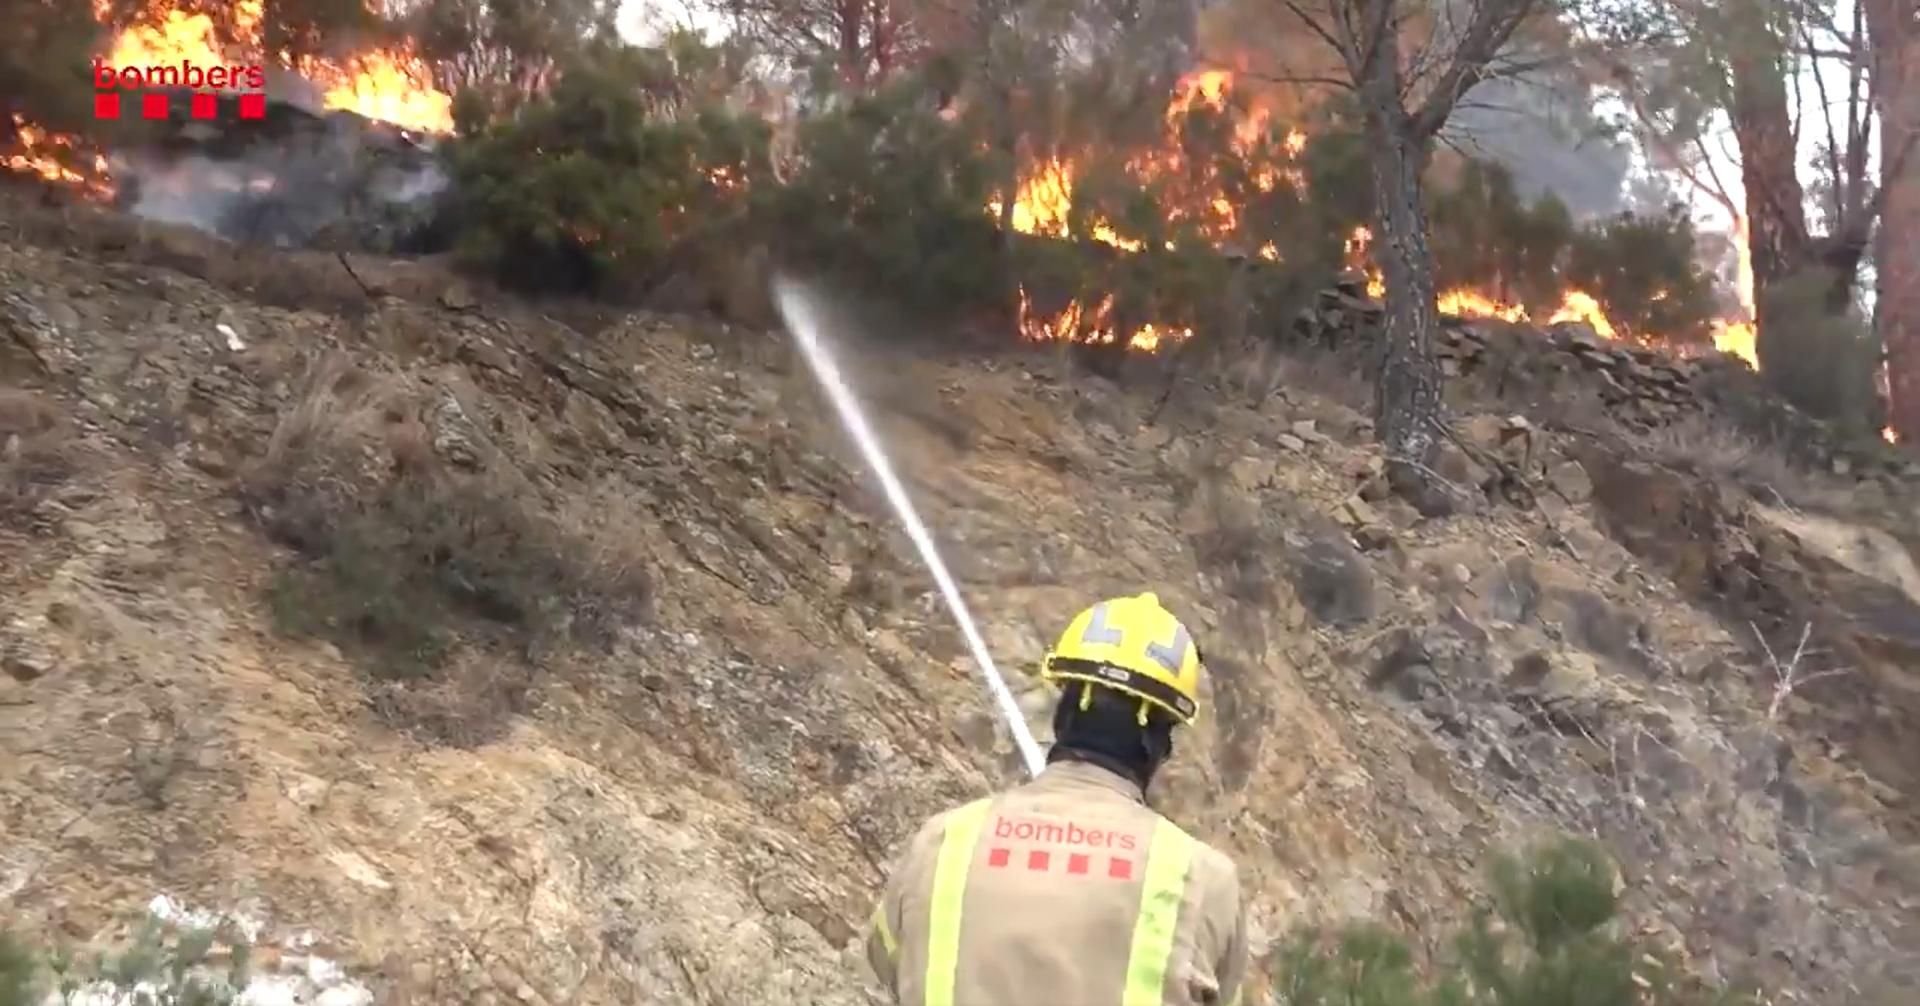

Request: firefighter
left=865, top=592, right=1249, bottom=1006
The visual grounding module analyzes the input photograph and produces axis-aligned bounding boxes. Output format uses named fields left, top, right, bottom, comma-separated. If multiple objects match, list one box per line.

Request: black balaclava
left=1046, top=681, right=1176, bottom=794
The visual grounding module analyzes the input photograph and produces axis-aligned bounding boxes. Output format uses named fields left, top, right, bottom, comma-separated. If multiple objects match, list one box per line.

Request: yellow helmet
left=1041, top=592, right=1203, bottom=727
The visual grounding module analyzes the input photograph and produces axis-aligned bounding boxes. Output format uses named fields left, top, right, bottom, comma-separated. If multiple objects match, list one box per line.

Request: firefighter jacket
left=864, top=758, right=1250, bottom=1006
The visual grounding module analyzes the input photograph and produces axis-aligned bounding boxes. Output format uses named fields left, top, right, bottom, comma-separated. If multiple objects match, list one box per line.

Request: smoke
left=1445, top=72, right=1634, bottom=221
left=107, top=92, right=447, bottom=250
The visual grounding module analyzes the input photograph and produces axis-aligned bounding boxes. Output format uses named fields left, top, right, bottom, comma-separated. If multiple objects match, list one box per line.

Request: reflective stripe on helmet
left=1080, top=602, right=1125, bottom=646
left=924, top=798, right=992, bottom=1006
left=1121, top=819, right=1198, bottom=1006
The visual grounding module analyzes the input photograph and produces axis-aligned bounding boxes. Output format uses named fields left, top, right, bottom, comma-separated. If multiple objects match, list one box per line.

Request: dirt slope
left=2, top=205, right=1917, bottom=1003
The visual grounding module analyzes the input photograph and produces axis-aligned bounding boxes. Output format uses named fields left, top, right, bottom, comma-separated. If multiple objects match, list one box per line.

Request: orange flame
left=305, top=52, right=454, bottom=134
left=4, top=115, right=113, bottom=198
left=1015, top=288, right=1191, bottom=352
left=990, top=68, right=1311, bottom=351
left=8, top=0, right=456, bottom=193
left=99, top=0, right=451, bottom=133
left=1704, top=211, right=1760, bottom=369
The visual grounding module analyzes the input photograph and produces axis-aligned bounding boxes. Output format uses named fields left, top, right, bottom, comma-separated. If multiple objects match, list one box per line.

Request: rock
left=1542, top=588, right=1654, bottom=670
left=867, top=630, right=919, bottom=676
left=1, top=291, right=66, bottom=375
left=1546, top=459, right=1593, bottom=501
left=1291, top=419, right=1319, bottom=439
left=1478, top=556, right=1540, bottom=624
left=1458, top=414, right=1505, bottom=452
left=1276, top=433, right=1307, bottom=452
left=1353, top=524, right=1395, bottom=552
left=186, top=445, right=234, bottom=478
left=439, top=281, right=477, bottom=311
left=1365, top=628, right=1430, bottom=690
left=1229, top=456, right=1276, bottom=491
left=1432, top=441, right=1490, bottom=497
left=1133, top=425, right=1174, bottom=451
left=1509, top=649, right=1602, bottom=705
left=45, top=300, right=80, bottom=332
left=1338, top=498, right=1379, bottom=528
left=3, top=649, right=51, bottom=682
left=1285, top=526, right=1376, bottom=627
left=429, top=388, right=487, bottom=470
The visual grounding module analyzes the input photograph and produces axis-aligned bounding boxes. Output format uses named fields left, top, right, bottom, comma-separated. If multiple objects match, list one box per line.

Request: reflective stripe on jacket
left=865, top=760, right=1249, bottom=1006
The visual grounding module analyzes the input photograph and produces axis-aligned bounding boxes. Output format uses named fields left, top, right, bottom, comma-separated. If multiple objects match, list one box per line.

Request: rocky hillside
left=2, top=193, right=1918, bottom=1004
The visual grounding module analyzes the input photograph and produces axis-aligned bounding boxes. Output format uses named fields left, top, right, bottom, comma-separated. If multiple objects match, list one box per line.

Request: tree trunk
left=836, top=0, right=867, bottom=88
left=1726, top=13, right=1815, bottom=365
left=1361, top=33, right=1445, bottom=488
left=1866, top=0, right=1920, bottom=440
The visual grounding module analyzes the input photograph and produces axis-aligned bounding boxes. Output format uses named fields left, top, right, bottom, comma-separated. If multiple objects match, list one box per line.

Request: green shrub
left=0, top=916, right=252, bottom=1006
left=243, top=361, right=652, bottom=741
left=1753, top=267, right=1883, bottom=436
left=443, top=36, right=771, bottom=296
left=263, top=466, right=653, bottom=683
left=1273, top=836, right=1761, bottom=1006
left=762, top=76, right=1008, bottom=317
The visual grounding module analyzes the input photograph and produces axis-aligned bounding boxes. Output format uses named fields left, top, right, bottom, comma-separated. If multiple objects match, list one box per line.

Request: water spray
left=773, top=276, right=1047, bottom=779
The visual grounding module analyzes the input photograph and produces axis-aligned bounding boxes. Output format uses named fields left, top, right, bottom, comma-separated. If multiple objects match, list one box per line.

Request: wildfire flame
left=991, top=66, right=1771, bottom=369
left=4, top=115, right=112, bottom=198
left=990, top=69, right=1304, bottom=351
left=1340, top=223, right=1629, bottom=339
left=1707, top=211, right=1759, bottom=369
left=6, top=0, right=454, bottom=197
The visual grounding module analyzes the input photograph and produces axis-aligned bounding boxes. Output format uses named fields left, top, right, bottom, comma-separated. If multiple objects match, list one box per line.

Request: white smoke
left=107, top=94, right=447, bottom=249
left=1445, top=72, right=1634, bottom=221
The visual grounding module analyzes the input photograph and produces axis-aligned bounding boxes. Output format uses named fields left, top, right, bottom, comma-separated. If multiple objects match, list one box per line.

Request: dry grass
left=1268, top=343, right=1374, bottom=416
left=1621, top=413, right=1844, bottom=511
left=0, top=389, right=78, bottom=529
left=1, top=193, right=466, bottom=319
left=1190, top=481, right=1276, bottom=604
left=241, top=355, right=653, bottom=745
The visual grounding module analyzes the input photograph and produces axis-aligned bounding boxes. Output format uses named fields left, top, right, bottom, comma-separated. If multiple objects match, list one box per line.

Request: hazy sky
left=619, top=0, right=726, bottom=41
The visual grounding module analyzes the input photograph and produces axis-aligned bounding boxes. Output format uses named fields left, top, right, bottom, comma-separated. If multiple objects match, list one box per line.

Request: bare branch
left=1410, top=0, right=1543, bottom=139
left=1240, top=68, right=1356, bottom=92
left=1618, top=82, right=1741, bottom=218
left=1281, top=0, right=1353, bottom=66
left=1805, top=16, right=1844, bottom=222
left=1752, top=622, right=1851, bottom=723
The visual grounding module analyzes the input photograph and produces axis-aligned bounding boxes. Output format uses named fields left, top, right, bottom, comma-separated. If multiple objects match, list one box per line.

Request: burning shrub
left=2, top=0, right=111, bottom=186
left=1566, top=205, right=1719, bottom=346
left=763, top=74, right=1007, bottom=316
left=442, top=36, right=770, bottom=296
left=1428, top=159, right=1576, bottom=315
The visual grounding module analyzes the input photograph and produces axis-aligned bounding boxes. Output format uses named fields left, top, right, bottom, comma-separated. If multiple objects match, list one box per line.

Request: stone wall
left=1286, top=274, right=1918, bottom=483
